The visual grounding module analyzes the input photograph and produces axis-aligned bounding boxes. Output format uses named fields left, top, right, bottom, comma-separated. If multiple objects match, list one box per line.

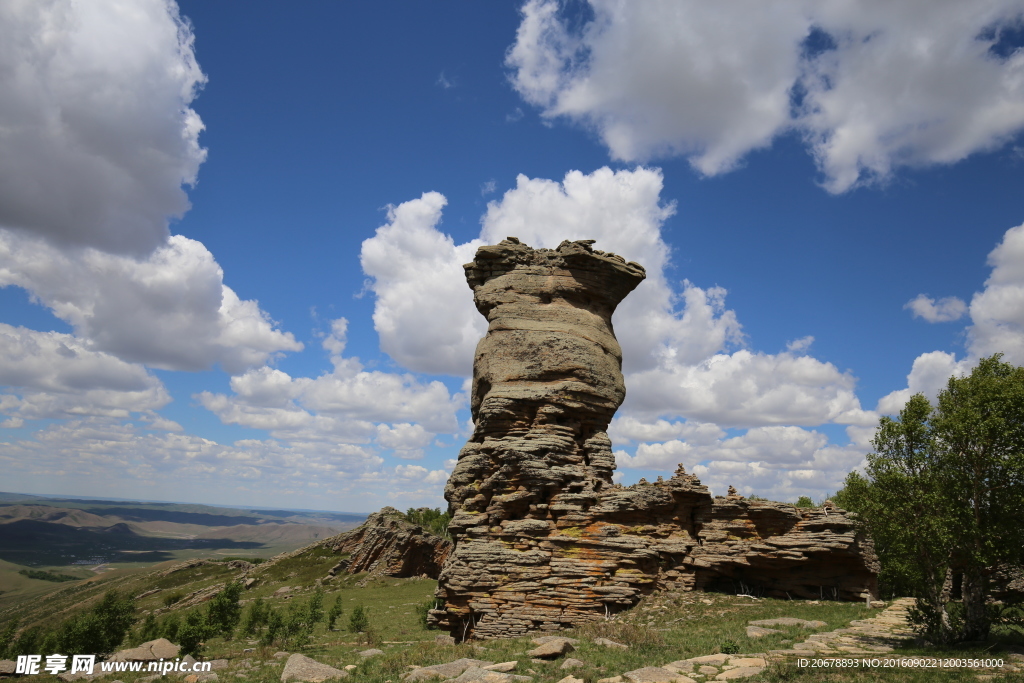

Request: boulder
left=402, top=659, right=493, bottom=682
left=280, top=653, right=347, bottom=682
left=593, top=638, right=628, bottom=650
left=109, top=638, right=180, bottom=661
left=526, top=638, right=575, bottom=659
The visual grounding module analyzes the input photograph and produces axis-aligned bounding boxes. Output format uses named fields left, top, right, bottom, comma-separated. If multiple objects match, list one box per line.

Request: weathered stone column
left=430, top=238, right=878, bottom=640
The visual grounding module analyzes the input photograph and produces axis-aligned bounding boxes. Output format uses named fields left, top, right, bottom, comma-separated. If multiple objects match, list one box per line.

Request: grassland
left=3, top=536, right=1021, bottom=682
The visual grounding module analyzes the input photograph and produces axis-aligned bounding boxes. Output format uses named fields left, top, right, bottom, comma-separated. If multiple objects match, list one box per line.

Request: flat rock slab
left=450, top=666, right=532, bottom=683
left=726, top=658, right=765, bottom=668
left=593, top=638, right=628, bottom=649
left=559, top=658, right=586, bottom=670
left=714, top=667, right=764, bottom=680
left=662, top=661, right=694, bottom=673
left=623, top=666, right=689, bottom=683
left=0, top=660, right=15, bottom=674
left=403, top=659, right=494, bottom=682
left=483, top=663, right=518, bottom=672
left=557, top=677, right=584, bottom=683
left=748, top=618, right=826, bottom=629
left=686, top=655, right=729, bottom=667
left=746, top=625, right=781, bottom=638
left=358, top=649, right=385, bottom=658
left=281, top=653, right=348, bottom=682
left=110, top=638, right=181, bottom=662
left=527, top=640, right=574, bottom=659
left=532, top=636, right=580, bottom=645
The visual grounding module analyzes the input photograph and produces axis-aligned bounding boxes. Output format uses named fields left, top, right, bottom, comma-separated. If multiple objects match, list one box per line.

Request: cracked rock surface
left=430, top=238, right=878, bottom=640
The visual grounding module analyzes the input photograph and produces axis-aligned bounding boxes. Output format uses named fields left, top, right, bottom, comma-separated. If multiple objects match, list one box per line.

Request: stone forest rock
left=328, top=507, right=450, bottom=579
left=429, top=238, right=879, bottom=639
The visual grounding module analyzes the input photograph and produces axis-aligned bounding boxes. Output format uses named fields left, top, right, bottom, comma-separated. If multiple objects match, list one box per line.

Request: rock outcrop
left=429, top=238, right=878, bottom=639
left=328, top=507, right=451, bottom=579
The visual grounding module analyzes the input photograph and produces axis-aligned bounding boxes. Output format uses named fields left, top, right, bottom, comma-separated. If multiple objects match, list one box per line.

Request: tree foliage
left=842, top=355, right=1024, bottom=643
left=404, top=507, right=451, bottom=539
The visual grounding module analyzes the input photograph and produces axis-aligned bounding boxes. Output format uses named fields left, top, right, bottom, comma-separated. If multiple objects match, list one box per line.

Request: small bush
left=177, top=611, right=207, bottom=657
left=163, top=592, right=185, bottom=608
left=327, top=594, right=344, bottom=631
left=415, top=598, right=439, bottom=629
left=348, top=604, right=370, bottom=634
left=720, top=640, right=740, bottom=654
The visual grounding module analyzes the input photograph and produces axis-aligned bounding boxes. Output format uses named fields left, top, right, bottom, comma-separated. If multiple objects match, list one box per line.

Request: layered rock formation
left=328, top=507, right=451, bottom=579
left=429, top=238, right=878, bottom=640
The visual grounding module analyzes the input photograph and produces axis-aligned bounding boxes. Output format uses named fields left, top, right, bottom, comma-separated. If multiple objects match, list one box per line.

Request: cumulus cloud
left=0, top=417, right=449, bottom=509
left=0, top=323, right=169, bottom=420
left=360, top=193, right=486, bottom=376
left=0, top=231, right=302, bottom=374
left=880, top=222, right=1024, bottom=414
left=0, top=0, right=207, bottom=254
left=197, top=317, right=460, bottom=447
left=905, top=294, right=967, bottom=323
left=967, top=223, right=1024, bottom=364
left=361, top=167, right=872, bottom=433
left=507, top=0, right=1024, bottom=192
left=617, top=424, right=867, bottom=501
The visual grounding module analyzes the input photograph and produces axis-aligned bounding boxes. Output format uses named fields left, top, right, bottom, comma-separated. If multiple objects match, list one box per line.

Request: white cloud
left=0, top=0, right=207, bottom=254
left=626, top=349, right=876, bottom=427
left=880, top=222, right=1024, bottom=414
left=0, top=417, right=444, bottom=510
left=361, top=167, right=873, bottom=431
left=0, top=231, right=302, bottom=374
left=0, top=323, right=169, bottom=420
left=197, top=318, right=460, bottom=444
left=507, top=0, right=1024, bottom=192
left=905, top=294, right=967, bottom=323
left=786, top=336, right=815, bottom=353
left=609, top=416, right=724, bottom=446
left=376, top=423, right=434, bottom=460
left=967, top=223, right=1024, bottom=364
left=359, top=193, right=486, bottom=376
left=617, top=423, right=867, bottom=501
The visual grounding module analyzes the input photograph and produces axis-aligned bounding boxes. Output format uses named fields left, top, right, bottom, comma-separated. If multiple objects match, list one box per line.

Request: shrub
left=348, top=604, right=370, bottom=633
left=327, top=594, right=344, bottom=631
left=205, top=581, right=243, bottom=639
left=177, top=611, right=207, bottom=657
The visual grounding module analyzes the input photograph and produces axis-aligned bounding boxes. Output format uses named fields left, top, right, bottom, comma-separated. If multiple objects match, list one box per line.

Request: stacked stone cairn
left=429, top=238, right=879, bottom=640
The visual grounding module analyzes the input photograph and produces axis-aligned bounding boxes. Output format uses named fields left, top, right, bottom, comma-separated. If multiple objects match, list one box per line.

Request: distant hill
left=0, top=493, right=366, bottom=599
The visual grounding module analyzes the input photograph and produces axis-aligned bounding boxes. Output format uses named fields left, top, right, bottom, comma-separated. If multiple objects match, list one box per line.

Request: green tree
left=403, top=507, right=451, bottom=538
left=851, top=355, right=1024, bottom=643
left=326, top=595, right=343, bottom=631
left=347, top=604, right=369, bottom=633
left=795, top=496, right=814, bottom=508
left=205, top=581, right=243, bottom=639
left=177, top=610, right=208, bottom=657
left=53, top=591, right=136, bottom=655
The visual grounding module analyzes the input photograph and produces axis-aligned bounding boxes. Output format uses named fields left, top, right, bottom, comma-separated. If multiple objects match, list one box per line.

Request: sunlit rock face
left=430, top=238, right=878, bottom=640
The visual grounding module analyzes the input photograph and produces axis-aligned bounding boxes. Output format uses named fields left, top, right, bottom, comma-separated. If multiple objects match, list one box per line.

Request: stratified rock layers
left=430, top=239, right=878, bottom=640
left=329, top=507, right=451, bottom=579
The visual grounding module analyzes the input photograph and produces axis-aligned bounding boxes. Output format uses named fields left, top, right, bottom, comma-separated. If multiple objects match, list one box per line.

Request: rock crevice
left=430, top=238, right=878, bottom=639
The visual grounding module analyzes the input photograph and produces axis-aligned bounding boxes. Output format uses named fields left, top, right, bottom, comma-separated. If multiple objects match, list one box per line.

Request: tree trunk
left=962, top=570, right=990, bottom=641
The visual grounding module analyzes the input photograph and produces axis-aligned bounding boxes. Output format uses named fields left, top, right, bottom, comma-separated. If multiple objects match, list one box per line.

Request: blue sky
left=2, top=0, right=1024, bottom=512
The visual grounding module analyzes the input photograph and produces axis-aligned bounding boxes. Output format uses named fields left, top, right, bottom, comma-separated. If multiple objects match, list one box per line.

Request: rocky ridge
left=327, top=507, right=451, bottom=579
left=430, top=238, right=878, bottom=639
